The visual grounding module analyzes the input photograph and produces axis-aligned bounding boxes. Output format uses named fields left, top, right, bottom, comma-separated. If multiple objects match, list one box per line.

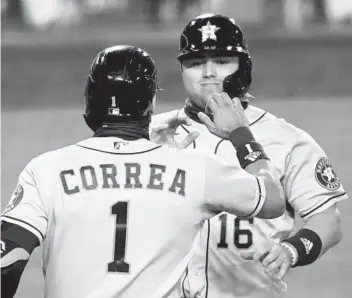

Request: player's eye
left=215, top=59, right=230, bottom=65
left=190, top=60, right=204, bottom=67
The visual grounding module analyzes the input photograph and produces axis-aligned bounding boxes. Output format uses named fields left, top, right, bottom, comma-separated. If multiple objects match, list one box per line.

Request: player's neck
left=94, top=117, right=150, bottom=140
left=184, top=98, right=213, bottom=124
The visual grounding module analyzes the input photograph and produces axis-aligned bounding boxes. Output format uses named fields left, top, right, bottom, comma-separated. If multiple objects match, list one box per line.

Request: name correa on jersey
left=60, top=163, right=186, bottom=196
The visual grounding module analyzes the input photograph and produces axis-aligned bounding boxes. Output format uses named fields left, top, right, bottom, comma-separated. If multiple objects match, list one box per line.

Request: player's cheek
left=192, top=83, right=204, bottom=99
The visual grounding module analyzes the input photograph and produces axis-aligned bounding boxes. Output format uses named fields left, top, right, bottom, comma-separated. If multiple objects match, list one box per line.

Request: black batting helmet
left=84, top=45, right=159, bottom=131
left=178, top=13, right=252, bottom=101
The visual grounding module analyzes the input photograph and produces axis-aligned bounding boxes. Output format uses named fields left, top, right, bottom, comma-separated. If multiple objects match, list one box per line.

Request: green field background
left=2, top=27, right=352, bottom=297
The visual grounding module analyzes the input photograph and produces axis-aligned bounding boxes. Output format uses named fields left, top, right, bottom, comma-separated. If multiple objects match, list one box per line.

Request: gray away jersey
left=1, top=137, right=265, bottom=298
left=152, top=105, right=348, bottom=298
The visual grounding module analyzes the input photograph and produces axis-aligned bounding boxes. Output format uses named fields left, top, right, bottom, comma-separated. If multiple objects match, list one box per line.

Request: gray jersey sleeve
left=202, top=154, right=266, bottom=219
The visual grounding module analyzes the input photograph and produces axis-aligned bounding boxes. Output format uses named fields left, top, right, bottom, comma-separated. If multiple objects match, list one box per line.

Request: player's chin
left=201, top=86, right=222, bottom=100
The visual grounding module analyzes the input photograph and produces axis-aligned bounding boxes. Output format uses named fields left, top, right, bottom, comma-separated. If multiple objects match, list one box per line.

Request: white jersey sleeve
left=283, top=131, right=347, bottom=219
left=202, top=155, right=266, bottom=219
left=1, top=160, right=48, bottom=243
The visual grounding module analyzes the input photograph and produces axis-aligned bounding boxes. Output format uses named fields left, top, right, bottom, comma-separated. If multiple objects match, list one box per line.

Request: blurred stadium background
left=1, top=0, right=352, bottom=297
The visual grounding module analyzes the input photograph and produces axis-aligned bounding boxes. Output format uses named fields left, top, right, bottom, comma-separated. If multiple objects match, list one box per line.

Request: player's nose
left=202, top=60, right=216, bottom=78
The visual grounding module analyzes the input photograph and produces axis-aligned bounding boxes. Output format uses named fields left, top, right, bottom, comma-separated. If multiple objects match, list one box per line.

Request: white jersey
left=152, top=106, right=348, bottom=298
left=1, top=136, right=266, bottom=298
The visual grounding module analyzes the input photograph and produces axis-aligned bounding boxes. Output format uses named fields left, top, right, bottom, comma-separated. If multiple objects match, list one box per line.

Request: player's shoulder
left=248, top=105, right=306, bottom=142
left=27, top=142, right=84, bottom=171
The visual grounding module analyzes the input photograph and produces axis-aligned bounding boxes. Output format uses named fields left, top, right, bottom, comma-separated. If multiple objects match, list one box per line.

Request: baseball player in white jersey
left=1, top=46, right=285, bottom=298
left=151, top=14, right=348, bottom=298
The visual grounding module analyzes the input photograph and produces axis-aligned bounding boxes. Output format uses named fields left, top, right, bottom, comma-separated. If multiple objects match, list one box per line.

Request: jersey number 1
left=108, top=201, right=130, bottom=273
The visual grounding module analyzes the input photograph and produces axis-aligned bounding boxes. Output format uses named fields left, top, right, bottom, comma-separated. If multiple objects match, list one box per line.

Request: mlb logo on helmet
left=109, top=108, right=120, bottom=115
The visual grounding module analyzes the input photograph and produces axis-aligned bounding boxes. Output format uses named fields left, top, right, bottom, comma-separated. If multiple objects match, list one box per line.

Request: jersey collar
left=76, top=137, right=161, bottom=154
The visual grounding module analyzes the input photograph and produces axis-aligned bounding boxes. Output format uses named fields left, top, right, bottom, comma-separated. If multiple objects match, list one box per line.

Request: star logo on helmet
left=198, top=21, right=220, bottom=42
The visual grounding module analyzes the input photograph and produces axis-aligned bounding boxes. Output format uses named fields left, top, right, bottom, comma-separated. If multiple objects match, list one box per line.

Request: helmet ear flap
left=223, top=73, right=243, bottom=98
left=223, top=53, right=252, bottom=99
left=223, top=66, right=252, bottom=97
left=223, top=73, right=249, bottom=109
left=83, top=113, right=99, bottom=132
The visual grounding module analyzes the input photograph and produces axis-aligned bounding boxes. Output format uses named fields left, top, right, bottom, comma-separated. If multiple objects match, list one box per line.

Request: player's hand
left=240, top=240, right=291, bottom=281
left=150, top=110, right=199, bottom=149
left=198, top=92, right=250, bottom=139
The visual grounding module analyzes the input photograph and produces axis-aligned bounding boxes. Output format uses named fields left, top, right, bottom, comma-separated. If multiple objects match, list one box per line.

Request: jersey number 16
left=217, top=214, right=254, bottom=249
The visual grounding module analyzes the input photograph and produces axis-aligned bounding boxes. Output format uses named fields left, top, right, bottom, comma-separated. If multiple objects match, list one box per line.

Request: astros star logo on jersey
left=315, top=157, right=340, bottom=190
left=2, top=184, right=24, bottom=214
left=198, top=21, right=220, bottom=42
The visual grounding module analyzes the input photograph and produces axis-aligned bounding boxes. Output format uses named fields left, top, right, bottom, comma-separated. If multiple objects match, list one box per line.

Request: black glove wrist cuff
left=282, top=229, right=322, bottom=267
left=235, top=141, right=270, bottom=169
left=229, top=127, right=255, bottom=148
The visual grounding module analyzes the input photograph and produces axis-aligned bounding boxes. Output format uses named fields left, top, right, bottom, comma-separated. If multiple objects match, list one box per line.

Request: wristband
left=281, top=242, right=298, bottom=267
left=229, top=127, right=269, bottom=168
left=229, top=127, right=255, bottom=148
left=236, top=141, right=269, bottom=169
left=282, top=229, right=322, bottom=267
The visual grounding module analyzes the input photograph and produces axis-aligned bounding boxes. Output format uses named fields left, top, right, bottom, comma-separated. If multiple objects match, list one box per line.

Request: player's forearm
left=302, top=205, right=343, bottom=256
left=244, top=160, right=285, bottom=218
left=1, top=236, right=29, bottom=298
left=229, top=127, right=285, bottom=219
left=1, top=259, right=28, bottom=298
left=281, top=205, right=342, bottom=268
left=1, top=221, right=39, bottom=297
